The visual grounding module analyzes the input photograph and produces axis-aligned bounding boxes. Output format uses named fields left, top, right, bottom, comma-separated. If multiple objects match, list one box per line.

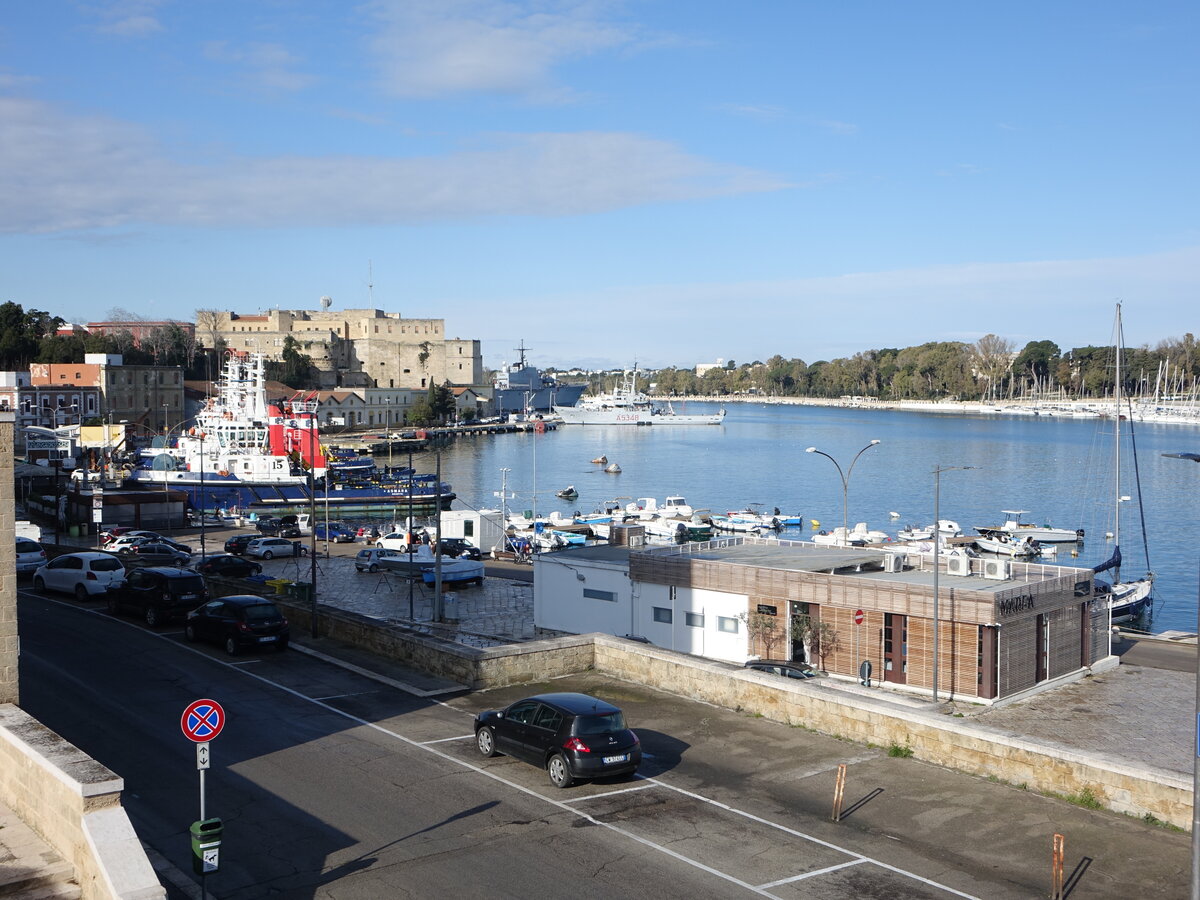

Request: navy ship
left=492, top=342, right=585, bottom=415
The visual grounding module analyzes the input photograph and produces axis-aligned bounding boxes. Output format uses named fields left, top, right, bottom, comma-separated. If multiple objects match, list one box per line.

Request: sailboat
left=1092, top=304, right=1154, bottom=622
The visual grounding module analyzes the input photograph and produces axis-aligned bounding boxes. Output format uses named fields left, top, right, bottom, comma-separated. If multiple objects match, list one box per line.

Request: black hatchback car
left=107, top=567, right=208, bottom=626
left=474, top=692, right=641, bottom=788
left=185, top=595, right=289, bottom=655
left=438, top=538, right=483, bottom=560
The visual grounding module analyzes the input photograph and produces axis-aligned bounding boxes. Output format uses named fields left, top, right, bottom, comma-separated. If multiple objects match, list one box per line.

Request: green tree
left=0, top=302, right=63, bottom=368
left=266, top=335, right=319, bottom=388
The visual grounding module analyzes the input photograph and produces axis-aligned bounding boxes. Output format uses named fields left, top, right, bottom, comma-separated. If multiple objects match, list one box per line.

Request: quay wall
left=251, top=590, right=1192, bottom=831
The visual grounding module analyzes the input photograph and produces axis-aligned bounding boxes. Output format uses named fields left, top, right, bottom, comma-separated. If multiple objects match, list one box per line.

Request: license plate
left=602, top=754, right=628, bottom=764
left=258, top=636, right=277, bottom=643
left=180, top=594, right=196, bottom=600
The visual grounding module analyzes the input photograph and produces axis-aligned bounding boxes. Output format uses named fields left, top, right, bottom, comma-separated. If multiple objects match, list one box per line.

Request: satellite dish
left=320, top=295, right=332, bottom=309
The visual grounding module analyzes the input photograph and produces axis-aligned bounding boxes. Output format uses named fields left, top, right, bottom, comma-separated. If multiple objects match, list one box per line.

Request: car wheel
left=262, top=551, right=273, bottom=560
left=33, top=576, right=46, bottom=593
left=184, top=624, right=197, bottom=642
left=74, top=584, right=89, bottom=602
left=369, top=563, right=379, bottom=573
left=476, top=726, right=498, bottom=758
left=547, top=753, right=574, bottom=789
left=145, top=607, right=160, bottom=628
left=224, top=636, right=239, bottom=656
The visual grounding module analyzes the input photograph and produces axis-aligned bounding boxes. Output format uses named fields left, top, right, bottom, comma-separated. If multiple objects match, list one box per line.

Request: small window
left=583, top=588, right=616, bottom=602
left=756, top=604, right=777, bottom=616
left=685, top=612, right=704, bottom=628
left=717, top=616, right=739, bottom=634
left=652, top=607, right=672, bottom=624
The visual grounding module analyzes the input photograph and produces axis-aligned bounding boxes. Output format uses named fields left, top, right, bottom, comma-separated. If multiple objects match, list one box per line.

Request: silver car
left=33, top=552, right=127, bottom=601
left=355, top=547, right=399, bottom=572
left=16, top=539, right=47, bottom=574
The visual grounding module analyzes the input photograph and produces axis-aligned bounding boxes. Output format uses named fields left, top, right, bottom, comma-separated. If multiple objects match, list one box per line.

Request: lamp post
left=198, top=429, right=206, bottom=558
left=930, top=464, right=978, bottom=702
left=384, top=398, right=392, bottom=470
left=805, top=440, right=881, bottom=546
left=1161, top=451, right=1200, bottom=899
left=52, top=403, right=79, bottom=545
left=308, top=409, right=318, bottom=638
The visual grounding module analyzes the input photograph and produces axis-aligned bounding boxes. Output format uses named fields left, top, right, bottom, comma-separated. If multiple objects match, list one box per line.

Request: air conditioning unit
left=883, top=553, right=906, bottom=573
left=983, top=559, right=1010, bottom=580
left=945, top=555, right=971, bottom=576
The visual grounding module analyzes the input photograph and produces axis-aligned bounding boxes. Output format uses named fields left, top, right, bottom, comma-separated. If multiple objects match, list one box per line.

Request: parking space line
left=559, top=782, right=659, bottom=803
left=313, top=691, right=381, bottom=701
left=758, top=859, right=865, bottom=889
left=420, top=734, right=476, bottom=745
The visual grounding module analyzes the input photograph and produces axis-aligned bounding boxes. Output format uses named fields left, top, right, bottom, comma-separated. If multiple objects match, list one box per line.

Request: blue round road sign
left=182, top=699, right=225, bottom=742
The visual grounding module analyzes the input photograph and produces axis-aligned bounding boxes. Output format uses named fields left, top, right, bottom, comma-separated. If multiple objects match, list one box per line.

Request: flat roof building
left=535, top=537, right=1110, bottom=704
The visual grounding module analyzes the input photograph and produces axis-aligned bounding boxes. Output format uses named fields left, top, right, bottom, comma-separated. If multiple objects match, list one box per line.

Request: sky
left=2, top=1, right=1197, bottom=373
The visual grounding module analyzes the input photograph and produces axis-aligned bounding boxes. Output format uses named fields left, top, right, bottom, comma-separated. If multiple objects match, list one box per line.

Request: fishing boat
left=975, top=510, right=1084, bottom=543
left=1091, top=304, right=1154, bottom=622
left=974, top=534, right=1044, bottom=559
left=125, top=352, right=454, bottom=515
left=555, top=367, right=725, bottom=425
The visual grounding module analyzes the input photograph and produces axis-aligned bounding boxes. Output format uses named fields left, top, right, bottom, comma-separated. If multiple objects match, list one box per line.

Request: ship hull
left=555, top=407, right=724, bottom=425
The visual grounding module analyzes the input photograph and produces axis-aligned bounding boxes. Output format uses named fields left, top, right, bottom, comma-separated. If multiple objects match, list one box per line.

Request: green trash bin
left=291, top=582, right=314, bottom=604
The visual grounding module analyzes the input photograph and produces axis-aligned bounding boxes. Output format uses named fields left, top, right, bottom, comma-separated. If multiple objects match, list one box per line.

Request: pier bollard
left=832, top=764, right=847, bottom=822
left=1051, top=833, right=1064, bottom=900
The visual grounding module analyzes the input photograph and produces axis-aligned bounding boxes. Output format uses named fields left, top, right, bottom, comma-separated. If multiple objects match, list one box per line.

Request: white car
left=245, top=537, right=308, bottom=560
left=375, top=531, right=423, bottom=552
left=16, top=539, right=47, bottom=574
left=33, top=552, right=127, bottom=600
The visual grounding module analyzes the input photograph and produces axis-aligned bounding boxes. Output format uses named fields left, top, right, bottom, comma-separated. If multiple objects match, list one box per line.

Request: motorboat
left=974, top=510, right=1083, bottom=543
left=896, top=520, right=962, bottom=541
left=810, top=527, right=869, bottom=547
left=974, top=534, right=1043, bottom=559
left=711, top=514, right=773, bottom=535
left=661, top=496, right=694, bottom=518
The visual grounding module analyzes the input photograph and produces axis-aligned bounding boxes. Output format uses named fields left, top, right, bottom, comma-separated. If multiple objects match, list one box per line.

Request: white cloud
left=202, top=41, right=315, bottom=92
left=365, top=0, right=640, bottom=100
left=0, top=97, right=789, bottom=233
left=86, top=0, right=164, bottom=37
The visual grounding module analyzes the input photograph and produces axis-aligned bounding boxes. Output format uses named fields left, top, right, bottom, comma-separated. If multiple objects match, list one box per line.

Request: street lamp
left=805, top=440, right=881, bottom=546
left=52, top=403, right=79, bottom=545
left=1161, top=451, right=1200, bottom=899
left=384, top=398, right=392, bottom=470
left=931, top=464, right=978, bottom=702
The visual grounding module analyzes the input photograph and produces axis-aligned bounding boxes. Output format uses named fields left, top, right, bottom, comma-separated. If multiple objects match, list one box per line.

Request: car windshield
left=90, top=557, right=123, bottom=572
left=172, top=576, right=205, bottom=593
left=574, top=711, right=626, bottom=735
left=243, top=604, right=279, bottom=622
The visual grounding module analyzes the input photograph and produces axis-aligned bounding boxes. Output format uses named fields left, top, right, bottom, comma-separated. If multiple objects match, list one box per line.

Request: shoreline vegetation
left=667, top=394, right=1200, bottom=427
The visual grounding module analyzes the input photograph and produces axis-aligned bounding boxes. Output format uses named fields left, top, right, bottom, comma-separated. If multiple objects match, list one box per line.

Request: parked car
left=224, top=534, right=257, bottom=556
left=315, top=522, right=357, bottom=543
left=16, top=539, right=47, bottom=575
left=120, top=542, right=192, bottom=565
left=107, top=567, right=208, bottom=626
left=743, top=660, right=824, bottom=680
left=194, top=554, right=263, bottom=578
left=103, top=530, right=161, bottom=548
left=474, top=692, right=641, bottom=788
left=245, top=537, right=308, bottom=560
left=375, top=531, right=421, bottom=552
left=437, top=537, right=483, bottom=560
left=255, top=516, right=301, bottom=538
left=185, top=595, right=290, bottom=655
left=33, top=552, right=127, bottom=600
left=355, top=547, right=399, bottom=572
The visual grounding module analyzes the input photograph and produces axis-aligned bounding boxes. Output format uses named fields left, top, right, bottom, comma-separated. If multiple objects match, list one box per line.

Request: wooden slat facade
left=631, top=543, right=1100, bottom=701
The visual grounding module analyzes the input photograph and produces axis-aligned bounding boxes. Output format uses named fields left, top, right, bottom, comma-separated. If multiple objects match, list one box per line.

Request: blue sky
left=2, top=1, right=1196, bottom=372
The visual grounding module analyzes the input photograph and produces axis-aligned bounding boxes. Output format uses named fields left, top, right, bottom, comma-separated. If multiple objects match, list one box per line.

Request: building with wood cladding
left=534, top=537, right=1110, bottom=703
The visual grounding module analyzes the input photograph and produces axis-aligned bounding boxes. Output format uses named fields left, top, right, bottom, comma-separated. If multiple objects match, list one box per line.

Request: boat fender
left=218, top=470, right=229, bottom=477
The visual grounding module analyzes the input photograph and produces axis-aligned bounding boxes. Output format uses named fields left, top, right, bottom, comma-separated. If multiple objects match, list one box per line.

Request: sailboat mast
left=1113, top=302, right=1123, bottom=584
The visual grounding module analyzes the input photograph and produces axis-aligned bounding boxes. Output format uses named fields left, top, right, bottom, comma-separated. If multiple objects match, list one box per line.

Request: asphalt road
left=17, top=584, right=1191, bottom=899
left=1116, top=633, right=1197, bottom=672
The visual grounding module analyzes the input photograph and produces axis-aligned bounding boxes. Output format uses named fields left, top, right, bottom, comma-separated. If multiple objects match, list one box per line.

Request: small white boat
left=974, top=534, right=1043, bottom=558
left=975, top=510, right=1083, bottom=543
left=661, top=496, right=694, bottom=518
left=711, top=514, right=772, bottom=535
left=810, top=527, right=869, bottom=547
left=896, top=520, right=962, bottom=541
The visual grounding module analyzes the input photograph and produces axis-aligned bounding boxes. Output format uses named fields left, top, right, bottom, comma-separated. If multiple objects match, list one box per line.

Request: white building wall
left=637, top=584, right=749, bottom=662
left=438, top=509, right=505, bottom=550
left=534, top=559, right=634, bottom=635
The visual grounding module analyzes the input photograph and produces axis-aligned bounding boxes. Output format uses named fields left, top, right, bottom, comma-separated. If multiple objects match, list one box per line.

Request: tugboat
left=125, top=353, right=454, bottom=516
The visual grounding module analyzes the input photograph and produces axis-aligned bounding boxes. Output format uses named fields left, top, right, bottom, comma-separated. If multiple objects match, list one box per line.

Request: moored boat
left=555, top=367, right=725, bottom=425
left=974, top=510, right=1083, bottom=543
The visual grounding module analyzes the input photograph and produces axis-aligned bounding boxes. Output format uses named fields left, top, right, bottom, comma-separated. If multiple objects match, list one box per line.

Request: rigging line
left=1123, top=390, right=1154, bottom=576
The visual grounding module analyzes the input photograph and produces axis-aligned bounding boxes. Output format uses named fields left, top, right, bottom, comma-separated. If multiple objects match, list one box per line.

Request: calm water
left=423, top=403, right=1200, bottom=634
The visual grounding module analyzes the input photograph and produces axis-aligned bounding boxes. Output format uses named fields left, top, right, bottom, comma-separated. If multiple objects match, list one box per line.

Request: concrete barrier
left=0, top=704, right=164, bottom=900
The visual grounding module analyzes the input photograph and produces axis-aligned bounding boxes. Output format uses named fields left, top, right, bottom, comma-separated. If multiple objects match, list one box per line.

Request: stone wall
left=0, top=705, right=164, bottom=899
left=1, top=413, right=16, bottom=704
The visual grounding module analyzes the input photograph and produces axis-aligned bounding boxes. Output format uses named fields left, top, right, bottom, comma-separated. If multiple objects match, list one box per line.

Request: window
left=464, top=521, right=474, bottom=537
left=583, top=588, right=616, bottom=603
left=685, top=612, right=704, bottom=628
left=532, top=705, right=563, bottom=731
left=756, top=604, right=777, bottom=616
left=652, top=607, right=672, bottom=624
left=717, top=617, right=739, bottom=634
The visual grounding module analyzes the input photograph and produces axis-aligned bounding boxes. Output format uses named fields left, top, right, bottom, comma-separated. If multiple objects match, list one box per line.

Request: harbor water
left=421, top=402, right=1200, bottom=634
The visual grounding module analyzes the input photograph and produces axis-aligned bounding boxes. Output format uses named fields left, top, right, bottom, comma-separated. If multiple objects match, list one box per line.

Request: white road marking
left=420, top=734, right=476, bottom=744
left=559, top=782, right=659, bottom=803
left=758, top=859, right=865, bottom=889
left=28, top=589, right=983, bottom=899
left=313, top=691, right=381, bottom=701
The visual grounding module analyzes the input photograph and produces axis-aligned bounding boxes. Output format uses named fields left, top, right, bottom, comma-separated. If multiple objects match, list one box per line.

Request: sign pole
left=182, top=700, right=224, bottom=891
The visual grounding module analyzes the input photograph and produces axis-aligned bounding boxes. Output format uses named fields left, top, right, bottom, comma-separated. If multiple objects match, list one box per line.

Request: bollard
left=832, top=763, right=847, bottom=822
left=1051, top=833, right=1064, bottom=900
